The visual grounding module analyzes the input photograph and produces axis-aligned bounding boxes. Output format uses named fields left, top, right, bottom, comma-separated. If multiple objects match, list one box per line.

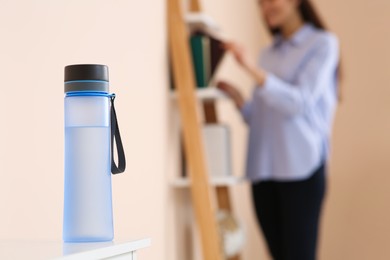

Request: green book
left=190, top=34, right=211, bottom=88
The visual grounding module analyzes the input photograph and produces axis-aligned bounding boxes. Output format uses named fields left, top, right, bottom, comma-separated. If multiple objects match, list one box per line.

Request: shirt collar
left=272, top=23, right=314, bottom=47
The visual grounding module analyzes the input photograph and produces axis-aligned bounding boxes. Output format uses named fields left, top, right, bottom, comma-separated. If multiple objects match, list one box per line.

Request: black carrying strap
left=110, top=95, right=126, bottom=174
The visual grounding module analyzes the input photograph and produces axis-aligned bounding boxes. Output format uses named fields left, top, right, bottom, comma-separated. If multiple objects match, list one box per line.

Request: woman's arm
left=217, top=81, right=245, bottom=109
left=225, top=35, right=339, bottom=117
left=217, top=81, right=252, bottom=124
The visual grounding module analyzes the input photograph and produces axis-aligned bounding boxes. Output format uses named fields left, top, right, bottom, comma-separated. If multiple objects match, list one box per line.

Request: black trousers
left=252, top=164, right=326, bottom=260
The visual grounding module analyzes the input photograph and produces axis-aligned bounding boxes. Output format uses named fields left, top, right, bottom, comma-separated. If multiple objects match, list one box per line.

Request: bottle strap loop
left=110, top=94, right=126, bottom=174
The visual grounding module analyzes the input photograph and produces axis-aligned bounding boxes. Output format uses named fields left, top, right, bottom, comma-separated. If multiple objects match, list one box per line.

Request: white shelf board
left=170, top=87, right=229, bottom=101
left=185, top=13, right=220, bottom=31
left=185, top=13, right=228, bottom=41
left=170, top=176, right=244, bottom=188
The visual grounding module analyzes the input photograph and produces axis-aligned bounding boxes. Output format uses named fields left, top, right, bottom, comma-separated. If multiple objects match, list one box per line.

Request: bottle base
left=63, top=235, right=114, bottom=243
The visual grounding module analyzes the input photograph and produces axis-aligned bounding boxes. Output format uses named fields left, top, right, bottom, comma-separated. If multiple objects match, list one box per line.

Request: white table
left=0, top=238, right=151, bottom=260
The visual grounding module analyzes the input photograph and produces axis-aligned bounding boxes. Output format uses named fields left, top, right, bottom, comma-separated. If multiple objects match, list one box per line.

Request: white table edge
left=55, top=238, right=151, bottom=260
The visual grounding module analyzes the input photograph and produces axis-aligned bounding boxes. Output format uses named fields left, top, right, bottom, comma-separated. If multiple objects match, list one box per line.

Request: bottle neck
left=64, top=80, right=109, bottom=94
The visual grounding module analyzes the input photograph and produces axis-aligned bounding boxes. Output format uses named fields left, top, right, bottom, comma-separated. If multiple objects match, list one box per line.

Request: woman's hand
left=223, top=41, right=267, bottom=86
left=217, top=81, right=245, bottom=109
left=223, top=42, right=253, bottom=71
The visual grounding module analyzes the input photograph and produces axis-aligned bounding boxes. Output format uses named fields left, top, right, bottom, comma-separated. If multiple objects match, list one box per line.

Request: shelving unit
left=168, top=0, right=242, bottom=259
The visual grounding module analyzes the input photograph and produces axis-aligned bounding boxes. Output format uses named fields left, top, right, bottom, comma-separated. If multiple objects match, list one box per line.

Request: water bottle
left=63, top=64, right=126, bottom=242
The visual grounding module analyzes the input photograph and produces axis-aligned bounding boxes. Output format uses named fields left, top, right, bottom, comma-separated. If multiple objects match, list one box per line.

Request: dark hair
left=268, top=0, right=343, bottom=99
left=269, top=0, right=326, bottom=34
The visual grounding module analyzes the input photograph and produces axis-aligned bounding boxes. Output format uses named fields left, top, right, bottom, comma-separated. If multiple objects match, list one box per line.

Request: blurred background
left=0, top=0, right=389, bottom=259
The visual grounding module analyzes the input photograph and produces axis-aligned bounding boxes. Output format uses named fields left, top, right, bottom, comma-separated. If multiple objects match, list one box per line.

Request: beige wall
left=318, top=0, right=390, bottom=259
left=1, top=0, right=390, bottom=260
left=0, top=1, right=168, bottom=259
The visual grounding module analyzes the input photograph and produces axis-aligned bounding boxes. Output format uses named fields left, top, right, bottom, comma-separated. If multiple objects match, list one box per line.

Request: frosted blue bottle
left=63, top=64, right=125, bottom=242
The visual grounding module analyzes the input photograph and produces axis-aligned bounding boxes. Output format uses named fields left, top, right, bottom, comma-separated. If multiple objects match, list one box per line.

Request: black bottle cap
left=64, top=64, right=109, bottom=82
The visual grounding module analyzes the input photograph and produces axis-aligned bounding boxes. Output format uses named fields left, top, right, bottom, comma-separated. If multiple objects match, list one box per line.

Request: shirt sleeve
left=256, top=34, right=339, bottom=117
left=240, top=100, right=253, bottom=124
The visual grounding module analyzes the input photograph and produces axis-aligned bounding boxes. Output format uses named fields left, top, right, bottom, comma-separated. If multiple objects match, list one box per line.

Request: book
left=190, top=34, right=211, bottom=88
left=202, top=124, right=232, bottom=177
left=190, top=32, right=226, bottom=88
left=209, top=36, right=225, bottom=85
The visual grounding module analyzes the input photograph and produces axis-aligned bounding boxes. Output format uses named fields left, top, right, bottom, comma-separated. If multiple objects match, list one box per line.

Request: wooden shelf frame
left=168, top=1, right=241, bottom=259
left=168, top=0, right=224, bottom=259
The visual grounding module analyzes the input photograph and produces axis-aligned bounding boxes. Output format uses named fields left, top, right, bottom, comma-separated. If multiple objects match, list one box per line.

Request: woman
left=217, top=0, right=340, bottom=259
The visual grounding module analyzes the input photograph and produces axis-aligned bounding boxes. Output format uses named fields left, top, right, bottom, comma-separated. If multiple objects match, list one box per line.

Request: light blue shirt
left=241, top=24, right=339, bottom=182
